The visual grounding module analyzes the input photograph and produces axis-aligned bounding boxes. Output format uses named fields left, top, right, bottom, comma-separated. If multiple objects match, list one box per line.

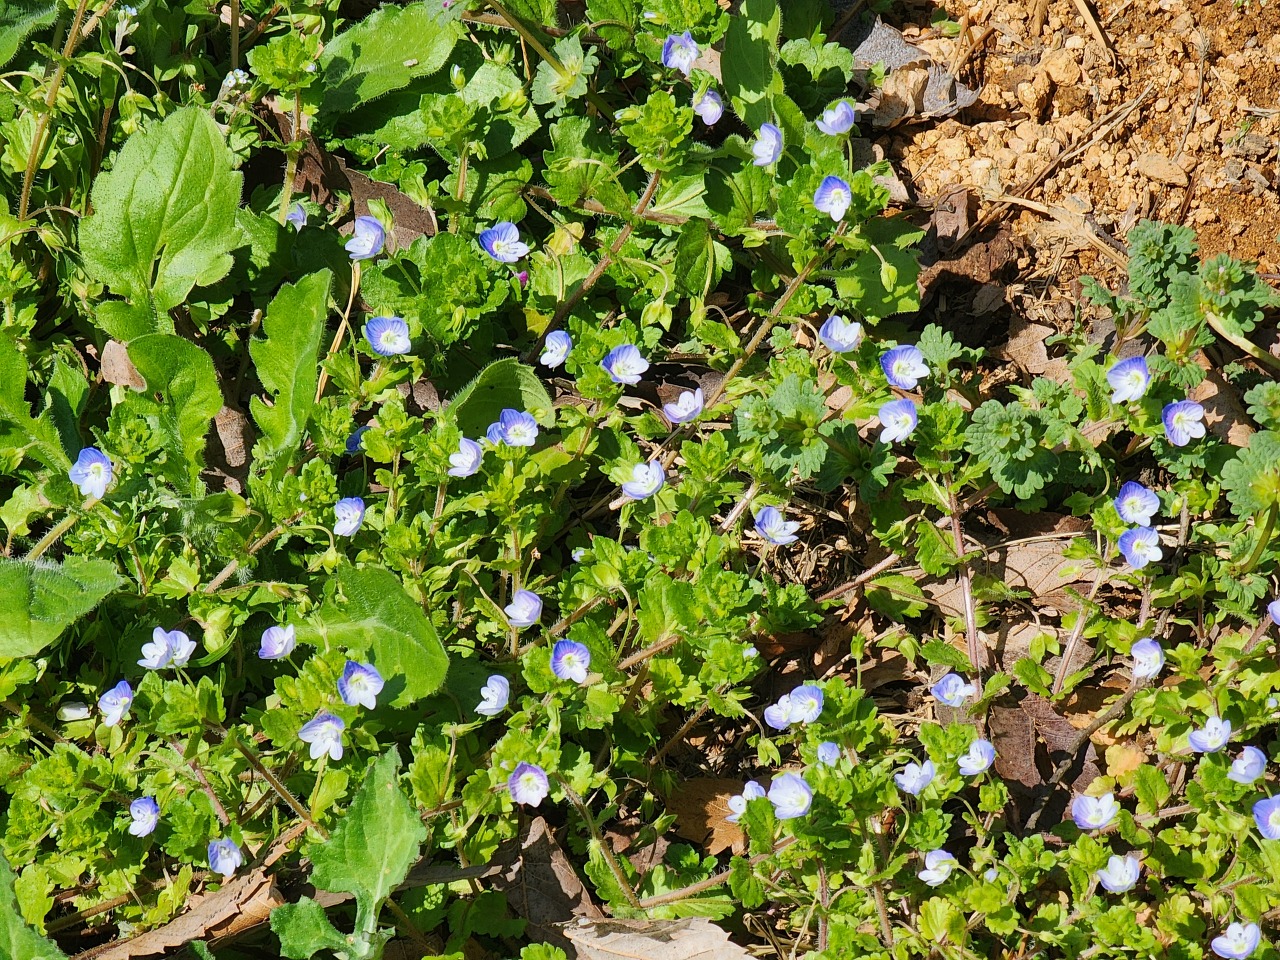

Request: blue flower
left=299, top=711, right=345, bottom=761
left=478, top=222, right=530, bottom=263
left=69, top=447, right=113, bottom=499
left=338, top=660, right=384, bottom=709
left=128, top=797, right=160, bottom=837
left=816, top=741, right=841, bottom=765
left=1228, top=746, right=1267, bottom=784
left=1188, top=715, right=1231, bottom=753
left=551, top=639, right=591, bottom=684
left=661, top=31, right=698, bottom=75
left=818, top=314, right=863, bottom=353
left=917, top=849, right=957, bottom=886
left=601, top=344, right=649, bottom=384
left=505, top=589, right=543, bottom=628
left=1270, top=598, right=1280, bottom=623
left=895, top=760, right=935, bottom=796
left=476, top=675, right=510, bottom=716
left=813, top=175, right=852, bottom=221
left=1211, top=923, right=1262, bottom=959
left=931, top=672, right=976, bottom=708
left=207, top=838, right=244, bottom=878
left=789, top=684, right=823, bottom=723
left=259, top=625, right=296, bottom=660
left=540, top=330, right=572, bottom=368
left=99, top=680, right=133, bottom=727
left=333, top=497, right=366, bottom=537
left=363, top=316, right=411, bottom=357
left=1097, top=854, right=1140, bottom=893
left=1254, top=795, right=1280, bottom=840
left=663, top=388, right=703, bottom=424
left=1115, top=481, right=1159, bottom=526
left=1118, top=527, right=1162, bottom=569
left=1106, top=356, right=1150, bottom=403
left=1130, top=637, right=1163, bottom=680
left=693, top=89, right=723, bottom=125
left=489, top=408, right=539, bottom=447
left=752, top=123, right=783, bottom=166
left=447, top=438, right=484, bottom=478
left=1162, top=399, right=1206, bottom=446
left=958, top=738, right=995, bottom=775
left=508, top=761, right=549, bottom=806
left=816, top=100, right=857, bottom=135
left=763, top=694, right=794, bottom=730
left=286, top=202, right=307, bottom=232
left=345, top=216, right=385, bottom=260
left=726, top=780, right=765, bottom=822
left=1071, top=792, right=1119, bottom=830
left=768, top=772, right=813, bottom=819
left=138, top=627, right=196, bottom=670
left=754, top=505, right=799, bottom=545
left=345, top=425, right=370, bottom=455
left=622, top=461, right=665, bottom=500
left=878, top=398, right=918, bottom=444
left=881, top=345, right=930, bottom=390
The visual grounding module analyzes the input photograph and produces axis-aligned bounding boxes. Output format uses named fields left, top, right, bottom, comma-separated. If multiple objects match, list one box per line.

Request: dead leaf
left=494, top=817, right=602, bottom=950
left=1192, top=353, right=1254, bottom=447
left=931, top=185, right=976, bottom=253
left=562, top=917, right=751, bottom=960
left=100, top=340, right=144, bottom=388
left=1104, top=742, right=1146, bottom=779
left=874, top=66, right=930, bottom=127
left=666, top=778, right=745, bottom=856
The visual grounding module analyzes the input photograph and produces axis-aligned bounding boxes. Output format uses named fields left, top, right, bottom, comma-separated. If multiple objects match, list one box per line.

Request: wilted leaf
left=666, top=778, right=746, bottom=857
left=494, top=816, right=602, bottom=949
left=562, top=917, right=752, bottom=960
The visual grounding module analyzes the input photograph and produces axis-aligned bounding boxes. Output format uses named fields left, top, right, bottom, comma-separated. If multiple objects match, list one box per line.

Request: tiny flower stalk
left=1238, top=500, right=1278, bottom=575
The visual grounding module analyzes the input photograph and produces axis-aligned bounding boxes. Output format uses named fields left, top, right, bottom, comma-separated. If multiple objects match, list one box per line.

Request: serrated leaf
left=0, top=556, right=122, bottom=664
left=446, top=358, right=554, bottom=438
left=0, top=852, right=65, bottom=960
left=0, top=1, right=56, bottom=71
left=0, top=333, right=69, bottom=470
left=920, top=640, right=973, bottom=674
left=270, top=897, right=350, bottom=960
left=1133, top=763, right=1171, bottom=816
left=80, top=108, right=242, bottom=340
left=249, top=270, right=332, bottom=473
left=295, top=565, right=448, bottom=705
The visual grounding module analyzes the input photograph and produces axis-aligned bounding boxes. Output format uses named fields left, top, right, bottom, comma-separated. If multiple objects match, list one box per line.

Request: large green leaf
left=0, top=852, right=65, bottom=960
left=0, top=333, right=69, bottom=471
left=80, top=107, right=242, bottom=341
left=0, top=557, right=123, bottom=660
left=722, top=0, right=784, bottom=130
left=124, top=335, right=223, bottom=496
left=295, top=565, right=448, bottom=705
left=446, top=358, right=553, bottom=438
left=0, top=1, right=56, bottom=70
left=270, top=897, right=350, bottom=960
left=249, top=270, right=332, bottom=473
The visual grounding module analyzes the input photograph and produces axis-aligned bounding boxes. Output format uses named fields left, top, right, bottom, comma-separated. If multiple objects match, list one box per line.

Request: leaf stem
left=1239, top=501, right=1278, bottom=575
left=277, top=91, right=302, bottom=225
left=315, top=260, right=362, bottom=403
left=25, top=510, right=83, bottom=561
left=556, top=777, right=641, bottom=909
left=204, top=511, right=302, bottom=593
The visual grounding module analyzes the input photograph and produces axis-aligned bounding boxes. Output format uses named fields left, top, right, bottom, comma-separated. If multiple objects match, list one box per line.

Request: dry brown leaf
left=100, top=340, right=144, bottom=388
left=1192, top=354, right=1254, bottom=447
left=666, top=778, right=745, bottom=856
left=494, top=817, right=602, bottom=950
left=1104, top=743, right=1146, bottom=780
left=925, top=536, right=1089, bottom=619
left=561, top=917, right=751, bottom=960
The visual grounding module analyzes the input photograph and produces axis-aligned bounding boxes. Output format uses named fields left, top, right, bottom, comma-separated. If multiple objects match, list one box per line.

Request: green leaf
left=249, top=270, right=332, bottom=472
left=920, top=640, right=973, bottom=674
left=0, top=1, right=56, bottom=71
left=80, top=108, right=243, bottom=340
left=295, top=565, right=448, bottom=705
left=123, top=335, right=222, bottom=497
left=309, top=749, right=426, bottom=914
left=446, top=358, right=554, bottom=438
left=0, top=333, right=69, bottom=470
left=722, top=0, right=783, bottom=129
left=0, top=852, right=65, bottom=960
left=1133, top=763, right=1171, bottom=816
left=0, top=557, right=122, bottom=660
left=270, top=897, right=351, bottom=960
left=864, top=574, right=928, bottom=620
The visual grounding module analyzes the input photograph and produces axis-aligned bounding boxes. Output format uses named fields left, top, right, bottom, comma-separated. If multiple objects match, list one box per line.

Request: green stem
left=1241, top=501, right=1279, bottom=575
left=277, top=91, right=302, bottom=225
left=25, top=512, right=81, bottom=562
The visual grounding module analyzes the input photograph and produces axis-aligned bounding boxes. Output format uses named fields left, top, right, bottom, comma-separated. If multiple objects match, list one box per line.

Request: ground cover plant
left=1, top=0, right=1280, bottom=958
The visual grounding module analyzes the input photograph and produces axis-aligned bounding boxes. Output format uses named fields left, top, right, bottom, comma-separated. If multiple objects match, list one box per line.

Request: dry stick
left=947, top=488, right=983, bottom=675
left=204, top=512, right=302, bottom=593
left=230, top=0, right=240, bottom=69
left=171, top=740, right=232, bottom=827
left=1175, top=30, right=1209, bottom=159
left=816, top=552, right=902, bottom=604
left=637, top=837, right=798, bottom=908
left=1050, top=560, right=1111, bottom=696
left=315, top=261, right=362, bottom=403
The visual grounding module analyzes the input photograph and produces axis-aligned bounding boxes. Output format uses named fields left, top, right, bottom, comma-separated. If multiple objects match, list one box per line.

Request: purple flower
left=345, top=425, right=370, bottom=455
left=1189, top=716, right=1232, bottom=754
left=622, top=461, right=665, bottom=500
left=1131, top=638, right=1163, bottom=680
left=768, top=772, right=813, bottom=819
left=818, top=314, right=863, bottom=353
left=1229, top=746, right=1267, bottom=784
left=752, top=123, right=783, bottom=166
left=1071, top=793, right=1119, bottom=830
left=1162, top=399, right=1206, bottom=446
left=489, top=408, right=539, bottom=447
left=508, top=761, right=549, bottom=806
left=816, top=100, right=857, bottom=135
left=259, top=625, right=296, bottom=660
left=661, top=31, right=698, bottom=75
left=505, top=589, right=543, bottom=628
left=813, top=175, right=852, bottom=221
left=764, top=694, right=794, bottom=730
left=1254, top=795, right=1280, bottom=840
left=881, top=345, right=930, bottom=390
left=1115, top=481, right=1159, bottom=526
left=333, top=497, right=365, bottom=537
left=207, top=839, right=244, bottom=878
left=816, top=742, right=841, bottom=765
left=128, top=797, right=160, bottom=837
left=878, top=398, right=918, bottom=444
left=476, top=675, right=510, bottom=717
left=602, top=344, right=649, bottom=384
left=299, top=711, right=345, bottom=761
left=1097, top=854, right=1140, bottom=893
left=99, top=680, right=133, bottom=727
left=790, top=685, right=824, bottom=723
left=917, top=849, right=956, bottom=886
left=754, top=505, right=799, bottom=545
left=1270, top=599, right=1280, bottom=623
left=1118, top=527, right=1162, bottom=569
left=551, top=640, right=591, bottom=684
left=958, top=739, right=995, bottom=776
left=1106, top=357, right=1151, bottom=403
left=1212, top=923, right=1262, bottom=960
left=363, top=316, right=411, bottom=357
left=540, top=330, right=572, bottom=368
left=478, top=222, right=529, bottom=263
left=726, top=781, right=766, bottom=823
left=693, top=89, right=723, bottom=125
left=138, top=627, right=196, bottom=670
left=69, top=447, right=113, bottom=499
left=345, top=215, right=385, bottom=260
left=448, top=438, right=484, bottom=478
left=931, top=672, right=976, bottom=708
left=895, top=760, right=935, bottom=796
left=338, top=660, right=384, bottom=710
left=286, top=202, right=307, bottom=231
left=663, top=388, right=703, bottom=424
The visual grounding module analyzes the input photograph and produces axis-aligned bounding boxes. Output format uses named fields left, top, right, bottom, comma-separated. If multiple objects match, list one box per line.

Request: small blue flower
left=1162, top=399, right=1206, bottom=446
left=878, top=398, right=918, bottom=444
left=958, top=739, right=995, bottom=776
left=1115, top=481, right=1159, bottom=526
left=259, top=624, right=296, bottom=660
left=752, top=123, right=783, bottom=166
left=789, top=684, right=823, bottom=723
left=138, top=627, right=196, bottom=671
left=540, top=330, right=572, bottom=368
left=881, top=345, right=930, bottom=390
left=726, top=780, right=765, bottom=822
left=1212, top=923, right=1262, bottom=960
left=1118, top=527, right=1162, bottom=569
left=661, top=31, right=698, bottom=75
left=505, top=589, right=543, bottom=628
left=1106, top=356, right=1151, bottom=403
left=931, top=672, right=976, bottom=708
left=448, top=438, right=484, bottom=478
left=768, top=772, right=813, bottom=819
left=754, top=505, right=800, bottom=545
left=345, top=425, right=370, bottom=455
left=818, top=314, right=863, bottom=353
left=128, top=797, right=160, bottom=837
left=489, top=408, right=540, bottom=447
left=478, top=222, right=530, bottom=263
left=99, top=680, right=133, bottom=727
left=622, top=461, right=665, bottom=500
left=1097, top=854, right=1140, bottom=893
left=69, top=447, right=113, bottom=499
left=508, top=761, right=549, bottom=806
left=917, top=849, right=957, bottom=886
left=299, top=711, right=345, bottom=761
left=763, top=694, right=794, bottom=730
left=693, top=89, right=723, bottom=125
left=895, top=760, right=935, bottom=796
left=813, top=175, right=852, bottom=221
left=1270, top=598, right=1280, bottom=623
left=816, top=741, right=841, bottom=765
left=551, top=639, right=591, bottom=684
left=1254, top=795, right=1280, bottom=840
left=338, top=660, right=385, bottom=710
left=1189, top=716, right=1232, bottom=753
left=1071, top=792, right=1119, bottom=830
left=816, top=100, right=857, bottom=135
left=363, top=316, right=411, bottom=357
left=1228, top=746, right=1267, bottom=784
left=476, top=675, right=510, bottom=717
left=601, top=344, right=649, bottom=384
left=207, top=838, right=244, bottom=878
left=663, top=388, right=703, bottom=424
left=345, top=216, right=385, bottom=260
left=333, top=497, right=365, bottom=537
left=286, top=202, right=307, bottom=232
left=1130, top=637, right=1163, bottom=680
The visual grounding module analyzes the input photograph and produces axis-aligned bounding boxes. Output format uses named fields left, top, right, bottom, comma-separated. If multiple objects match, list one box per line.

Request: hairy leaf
left=0, top=852, right=65, bottom=960
left=722, top=0, right=783, bottom=130
left=0, top=333, right=69, bottom=470
left=270, top=897, right=350, bottom=960
left=0, top=1, right=56, bottom=71
left=0, top=556, right=122, bottom=660
left=446, top=358, right=554, bottom=438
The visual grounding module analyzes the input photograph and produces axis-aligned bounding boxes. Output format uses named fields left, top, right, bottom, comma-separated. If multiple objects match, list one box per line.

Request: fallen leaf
left=494, top=817, right=602, bottom=950
left=562, top=917, right=752, bottom=960
left=100, top=340, right=144, bottom=388
left=1192, top=353, right=1254, bottom=447
left=666, top=777, right=745, bottom=856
